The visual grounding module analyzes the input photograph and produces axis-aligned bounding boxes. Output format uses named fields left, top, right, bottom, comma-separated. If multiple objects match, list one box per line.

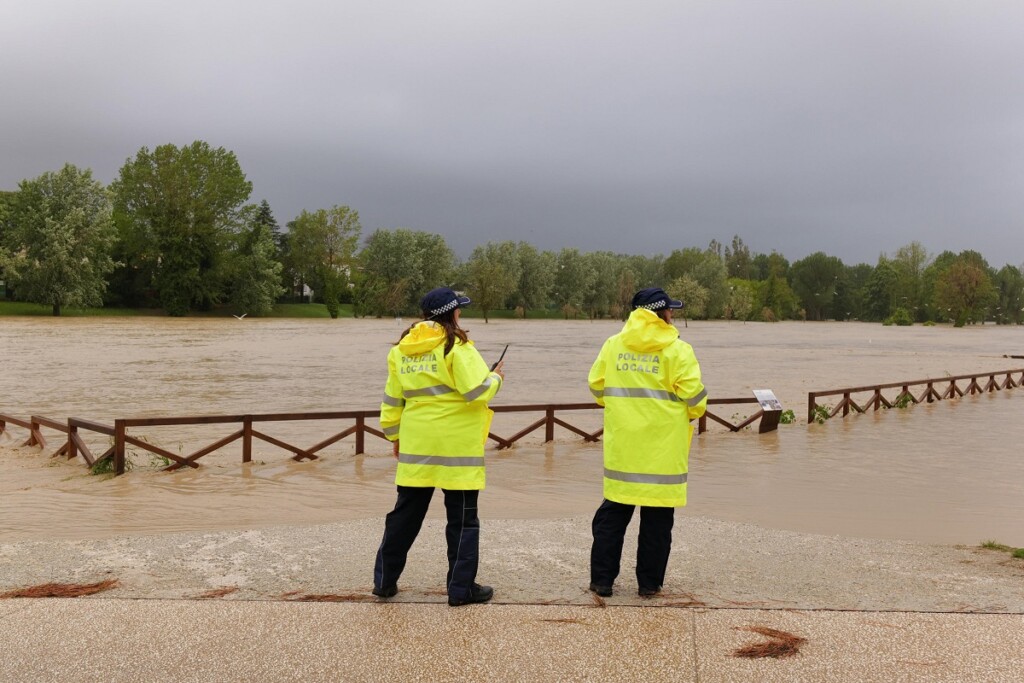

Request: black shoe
left=448, top=583, right=494, bottom=606
left=638, top=586, right=661, bottom=597
left=372, top=585, right=397, bottom=598
left=589, top=583, right=613, bottom=598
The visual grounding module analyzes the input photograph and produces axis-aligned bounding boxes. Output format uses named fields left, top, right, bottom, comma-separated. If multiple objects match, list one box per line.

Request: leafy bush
left=893, top=393, right=913, bottom=409
left=884, top=307, right=913, bottom=326
left=779, top=409, right=796, bottom=424
left=90, top=456, right=119, bottom=475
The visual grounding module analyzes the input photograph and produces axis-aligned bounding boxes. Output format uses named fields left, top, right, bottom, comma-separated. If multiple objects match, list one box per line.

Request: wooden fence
left=806, top=368, right=1024, bottom=424
left=1, top=396, right=774, bottom=476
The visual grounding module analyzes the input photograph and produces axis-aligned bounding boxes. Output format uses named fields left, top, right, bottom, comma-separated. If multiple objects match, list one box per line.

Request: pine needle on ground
left=0, top=579, right=119, bottom=599
left=733, top=626, right=807, bottom=659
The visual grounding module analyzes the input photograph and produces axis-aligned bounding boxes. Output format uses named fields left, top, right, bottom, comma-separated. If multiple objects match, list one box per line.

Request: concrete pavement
left=4, top=513, right=1023, bottom=681
left=1, top=597, right=1022, bottom=682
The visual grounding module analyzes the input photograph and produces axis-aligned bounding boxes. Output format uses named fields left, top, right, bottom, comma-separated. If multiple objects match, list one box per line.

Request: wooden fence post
left=356, top=415, right=365, bottom=454
left=242, top=416, right=252, bottom=463
left=544, top=408, right=554, bottom=443
left=114, top=420, right=126, bottom=475
left=26, top=417, right=44, bottom=448
left=67, top=422, right=77, bottom=461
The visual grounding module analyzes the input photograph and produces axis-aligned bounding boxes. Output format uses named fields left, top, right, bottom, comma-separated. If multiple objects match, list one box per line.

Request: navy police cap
left=421, top=287, right=471, bottom=318
left=631, top=287, right=683, bottom=311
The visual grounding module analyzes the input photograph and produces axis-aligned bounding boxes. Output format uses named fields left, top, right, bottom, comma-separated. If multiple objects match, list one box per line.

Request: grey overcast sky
left=2, top=0, right=1022, bottom=266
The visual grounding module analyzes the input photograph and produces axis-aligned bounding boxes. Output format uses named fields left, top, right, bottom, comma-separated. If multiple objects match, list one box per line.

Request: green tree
left=0, top=190, right=15, bottom=244
left=920, top=250, right=958, bottom=322
left=585, top=252, right=622, bottom=319
left=254, top=200, right=282, bottom=247
left=864, top=258, right=900, bottom=321
left=752, top=251, right=790, bottom=281
left=691, top=249, right=729, bottom=318
left=613, top=266, right=637, bottom=319
left=993, top=265, right=1024, bottom=324
left=891, top=241, right=931, bottom=321
left=726, top=279, right=755, bottom=321
left=724, top=235, right=753, bottom=279
left=249, top=200, right=294, bottom=303
left=1, top=164, right=116, bottom=315
left=553, top=248, right=595, bottom=318
left=623, top=253, right=664, bottom=288
left=934, top=253, right=996, bottom=326
left=511, top=242, right=555, bottom=317
left=465, top=241, right=519, bottom=322
left=831, top=263, right=872, bottom=320
left=0, top=189, right=16, bottom=298
left=227, top=206, right=285, bottom=316
left=286, top=205, right=362, bottom=302
left=111, top=141, right=252, bottom=315
left=667, top=274, right=708, bottom=321
left=662, top=247, right=704, bottom=282
left=789, top=252, right=844, bottom=321
left=357, top=228, right=454, bottom=316
left=757, top=274, right=798, bottom=320
left=322, top=268, right=345, bottom=318
left=661, top=246, right=728, bottom=318
left=581, top=251, right=619, bottom=319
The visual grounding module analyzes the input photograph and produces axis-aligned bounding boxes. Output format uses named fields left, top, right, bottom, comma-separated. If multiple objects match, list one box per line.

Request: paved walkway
left=4, top=514, right=1023, bottom=681
left=1, top=597, right=1022, bottom=682
left=4, top=516, right=1023, bottom=612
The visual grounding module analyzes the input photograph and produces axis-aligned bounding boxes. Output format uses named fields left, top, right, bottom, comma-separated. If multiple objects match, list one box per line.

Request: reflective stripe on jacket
left=380, top=321, right=501, bottom=490
left=588, top=308, right=707, bottom=507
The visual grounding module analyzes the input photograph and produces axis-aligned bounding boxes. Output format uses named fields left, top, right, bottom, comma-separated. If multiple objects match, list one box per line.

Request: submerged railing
left=0, top=396, right=773, bottom=476
left=806, top=368, right=1024, bottom=424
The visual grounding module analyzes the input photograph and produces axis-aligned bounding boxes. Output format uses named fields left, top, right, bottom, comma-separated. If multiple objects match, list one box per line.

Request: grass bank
left=0, top=301, right=354, bottom=319
left=0, top=301, right=162, bottom=316
left=0, top=301, right=587, bottom=320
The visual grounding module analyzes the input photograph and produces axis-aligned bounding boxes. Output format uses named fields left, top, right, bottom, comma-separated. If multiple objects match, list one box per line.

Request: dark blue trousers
left=374, top=486, right=480, bottom=600
left=590, top=499, right=675, bottom=591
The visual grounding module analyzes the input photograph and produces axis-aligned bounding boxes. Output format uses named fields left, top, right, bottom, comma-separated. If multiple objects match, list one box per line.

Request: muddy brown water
left=1, top=317, right=1022, bottom=545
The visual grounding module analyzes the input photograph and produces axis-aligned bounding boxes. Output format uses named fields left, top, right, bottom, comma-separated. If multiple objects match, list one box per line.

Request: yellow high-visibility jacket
left=588, top=308, right=707, bottom=507
left=380, top=321, right=502, bottom=490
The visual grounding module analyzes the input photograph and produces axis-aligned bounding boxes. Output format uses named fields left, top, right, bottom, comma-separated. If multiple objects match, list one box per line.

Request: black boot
left=448, top=583, right=494, bottom=606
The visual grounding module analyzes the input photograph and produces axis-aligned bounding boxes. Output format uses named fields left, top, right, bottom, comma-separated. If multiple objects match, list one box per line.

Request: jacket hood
left=398, top=321, right=447, bottom=355
left=621, top=308, right=679, bottom=352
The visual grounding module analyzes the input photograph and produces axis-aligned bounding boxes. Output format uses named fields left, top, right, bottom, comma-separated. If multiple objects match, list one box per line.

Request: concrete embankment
left=3, top=516, right=1024, bottom=682
left=3, top=515, right=1022, bottom=612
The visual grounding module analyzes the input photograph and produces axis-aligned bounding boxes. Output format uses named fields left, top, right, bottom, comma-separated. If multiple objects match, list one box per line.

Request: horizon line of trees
left=1, top=140, right=1022, bottom=327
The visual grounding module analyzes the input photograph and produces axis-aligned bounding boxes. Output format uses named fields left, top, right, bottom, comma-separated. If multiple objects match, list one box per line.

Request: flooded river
left=1, top=317, right=1022, bottom=545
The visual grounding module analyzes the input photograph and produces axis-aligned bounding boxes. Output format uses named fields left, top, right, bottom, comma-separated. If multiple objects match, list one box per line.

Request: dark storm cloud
left=1, top=0, right=1022, bottom=266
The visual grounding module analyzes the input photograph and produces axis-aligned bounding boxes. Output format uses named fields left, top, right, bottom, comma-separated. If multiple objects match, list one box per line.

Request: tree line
left=1, top=140, right=1021, bottom=326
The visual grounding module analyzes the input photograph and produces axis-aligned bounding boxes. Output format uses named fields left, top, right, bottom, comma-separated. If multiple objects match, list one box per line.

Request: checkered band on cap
left=636, top=300, right=667, bottom=311
left=430, top=298, right=460, bottom=317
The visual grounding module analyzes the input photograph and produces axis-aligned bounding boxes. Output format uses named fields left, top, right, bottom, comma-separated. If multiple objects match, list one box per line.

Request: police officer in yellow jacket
left=373, top=287, right=505, bottom=606
left=587, top=287, right=707, bottom=597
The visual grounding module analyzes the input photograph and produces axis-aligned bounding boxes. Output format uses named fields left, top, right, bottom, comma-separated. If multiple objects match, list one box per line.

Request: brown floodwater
left=1, top=317, right=1022, bottom=545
